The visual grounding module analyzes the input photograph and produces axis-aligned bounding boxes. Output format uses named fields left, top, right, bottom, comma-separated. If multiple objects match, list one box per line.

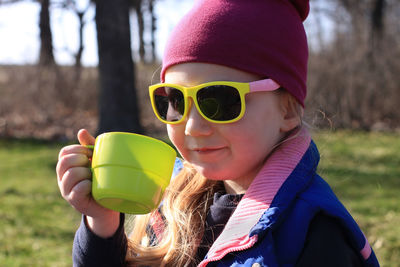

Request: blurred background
left=0, top=0, right=399, bottom=266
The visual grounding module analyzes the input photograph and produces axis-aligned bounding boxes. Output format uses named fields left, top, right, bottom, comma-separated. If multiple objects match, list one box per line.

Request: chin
left=194, top=165, right=231, bottom=181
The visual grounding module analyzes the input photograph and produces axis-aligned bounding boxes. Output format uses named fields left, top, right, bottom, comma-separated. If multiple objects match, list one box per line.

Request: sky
left=0, top=0, right=333, bottom=66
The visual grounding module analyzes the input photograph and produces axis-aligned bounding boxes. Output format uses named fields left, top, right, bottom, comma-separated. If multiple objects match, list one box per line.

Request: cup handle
left=85, top=145, right=94, bottom=150
left=84, top=145, right=94, bottom=167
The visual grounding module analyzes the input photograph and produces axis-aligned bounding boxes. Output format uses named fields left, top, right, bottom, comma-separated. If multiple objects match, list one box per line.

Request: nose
left=184, top=100, right=213, bottom=136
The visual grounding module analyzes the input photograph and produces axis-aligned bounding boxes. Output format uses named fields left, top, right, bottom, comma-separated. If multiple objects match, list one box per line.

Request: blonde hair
left=125, top=88, right=304, bottom=266
left=126, top=162, right=224, bottom=266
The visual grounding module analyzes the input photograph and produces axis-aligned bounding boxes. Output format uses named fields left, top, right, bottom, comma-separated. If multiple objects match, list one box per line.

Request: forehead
left=164, top=62, right=262, bottom=86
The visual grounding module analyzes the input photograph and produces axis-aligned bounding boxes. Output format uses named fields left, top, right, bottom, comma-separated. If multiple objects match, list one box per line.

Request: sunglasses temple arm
left=249, top=79, right=281, bottom=92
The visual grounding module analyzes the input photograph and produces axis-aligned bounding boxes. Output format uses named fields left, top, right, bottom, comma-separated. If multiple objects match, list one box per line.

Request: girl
left=56, top=0, right=379, bottom=266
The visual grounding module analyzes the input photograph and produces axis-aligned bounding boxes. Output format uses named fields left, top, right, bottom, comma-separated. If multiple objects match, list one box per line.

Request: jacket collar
left=198, top=128, right=312, bottom=266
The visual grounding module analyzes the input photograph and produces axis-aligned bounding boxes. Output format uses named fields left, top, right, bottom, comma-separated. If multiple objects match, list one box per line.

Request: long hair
left=125, top=89, right=303, bottom=266
left=126, top=161, right=224, bottom=266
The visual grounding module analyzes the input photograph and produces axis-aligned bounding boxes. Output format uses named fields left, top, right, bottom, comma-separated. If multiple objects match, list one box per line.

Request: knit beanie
left=160, top=0, right=309, bottom=106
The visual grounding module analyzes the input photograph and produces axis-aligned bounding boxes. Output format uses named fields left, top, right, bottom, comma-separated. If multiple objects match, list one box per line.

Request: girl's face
left=165, top=63, right=299, bottom=193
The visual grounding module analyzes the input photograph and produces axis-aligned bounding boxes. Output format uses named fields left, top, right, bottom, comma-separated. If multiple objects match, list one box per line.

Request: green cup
left=89, top=132, right=176, bottom=214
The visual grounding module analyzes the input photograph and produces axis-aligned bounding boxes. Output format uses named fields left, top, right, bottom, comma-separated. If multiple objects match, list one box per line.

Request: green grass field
left=0, top=131, right=399, bottom=266
left=313, top=131, right=400, bottom=266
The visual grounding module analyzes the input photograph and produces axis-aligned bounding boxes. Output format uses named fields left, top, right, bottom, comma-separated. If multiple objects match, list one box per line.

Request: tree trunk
left=39, top=0, right=55, bottom=66
left=371, top=0, right=385, bottom=35
left=75, top=11, right=85, bottom=69
left=135, top=0, right=145, bottom=62
left=73, top=10, right=85, bottom=82
left=149, top=0, right=156, bottom=62
left=370, top=0, right=385, bottom=52
left=95, top=0, right=143, bottom=135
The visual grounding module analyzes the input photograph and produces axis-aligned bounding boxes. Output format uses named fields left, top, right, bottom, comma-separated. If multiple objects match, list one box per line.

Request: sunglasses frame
left=149, top=78, right=281, bottom=124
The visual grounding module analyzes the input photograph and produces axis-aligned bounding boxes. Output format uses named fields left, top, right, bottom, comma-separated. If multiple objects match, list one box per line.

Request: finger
left=59, top=166, right=92, bottom=197
left=58, top=144, right=93, bottom=160
left=56, top=153, right=90, bottom=180
left=68, top=179, right=93, bottom=213
left=77, top=129, right=96, bottom=146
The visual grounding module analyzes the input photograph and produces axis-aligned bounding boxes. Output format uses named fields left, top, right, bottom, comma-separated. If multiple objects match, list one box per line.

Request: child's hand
left=56, top=129, right=119, bottom=238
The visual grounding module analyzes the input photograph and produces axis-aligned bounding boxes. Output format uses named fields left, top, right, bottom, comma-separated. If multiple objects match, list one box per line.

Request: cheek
left=167, top=125, right=185, bottom=154
left=225, top=113, right=283, bottom=158
left=167, top=125, right=179, bottom=145
left=227, top=127, right=266, bottom=155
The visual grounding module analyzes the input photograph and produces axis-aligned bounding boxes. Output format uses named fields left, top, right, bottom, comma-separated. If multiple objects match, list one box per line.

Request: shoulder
left=296, top=213, right=363, bottom=267
left=269, top=177, right=365, bottom=265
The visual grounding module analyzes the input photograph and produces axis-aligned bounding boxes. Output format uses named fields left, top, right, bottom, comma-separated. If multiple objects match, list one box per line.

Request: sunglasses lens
left=153, top=87, right=184, bottom=122
left=197, top=85, right=241, bottom=121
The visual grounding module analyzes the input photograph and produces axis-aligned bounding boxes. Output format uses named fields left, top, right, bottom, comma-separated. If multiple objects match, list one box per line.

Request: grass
left=313, top=130, right=400, bottom=266
left=0, top=130, right=399, bottom=266
left=0, top=139, right=80, bottom=267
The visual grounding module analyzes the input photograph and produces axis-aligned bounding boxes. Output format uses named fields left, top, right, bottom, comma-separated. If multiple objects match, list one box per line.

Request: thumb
left=77, top=129, right=96, bottom=146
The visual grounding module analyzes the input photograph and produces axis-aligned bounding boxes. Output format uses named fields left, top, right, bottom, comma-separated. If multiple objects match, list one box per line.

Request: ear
left=279, top=93, right=302, bottom=133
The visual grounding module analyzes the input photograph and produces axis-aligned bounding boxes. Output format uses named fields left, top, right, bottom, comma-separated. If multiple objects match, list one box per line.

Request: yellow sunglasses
left=149, top=78, right=280, bottom=124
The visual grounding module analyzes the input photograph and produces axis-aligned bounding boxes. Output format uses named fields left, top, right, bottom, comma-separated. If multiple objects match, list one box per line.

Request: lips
left=193, top=147, right=224, bottom=152
left=189, top=146, right=228, bottom=162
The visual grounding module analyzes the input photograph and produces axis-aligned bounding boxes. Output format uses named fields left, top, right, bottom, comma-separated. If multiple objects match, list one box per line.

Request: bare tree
left=95, top=0, right=143, bottom=134
left=38, top=0, right=55, bottom=65
left=370, top=0, right=386, bottom=52
left=149, top=0, right=156, bottom=62
left=0, top=0, right=56, bottom=65
left=306, top=0, right=399, bottom=130
left=130, top=0, right=158, bottom=63
left=57, top=0, right=92, bottom=80
left=131, top=0, right=145, bottom=62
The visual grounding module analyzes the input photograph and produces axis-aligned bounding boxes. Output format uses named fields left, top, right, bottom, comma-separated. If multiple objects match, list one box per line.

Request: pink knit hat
left=161, top=0, right=309, bottom=106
